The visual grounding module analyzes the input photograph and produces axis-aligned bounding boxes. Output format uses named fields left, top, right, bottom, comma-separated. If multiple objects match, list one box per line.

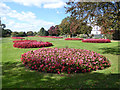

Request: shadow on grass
left=99, top=46, right=120, bottom=55
left=2, top=61, right=120, bottom=89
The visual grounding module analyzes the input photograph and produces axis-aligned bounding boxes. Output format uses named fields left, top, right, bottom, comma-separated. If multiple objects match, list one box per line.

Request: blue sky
left=0, top=0, right=70, bottom=32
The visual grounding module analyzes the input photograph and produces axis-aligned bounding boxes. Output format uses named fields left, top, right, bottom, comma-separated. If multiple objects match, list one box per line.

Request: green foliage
left=65, top=1, right=119, bottom=33
left=59, top=16, right=71, bottom=35
left=33, top=32, right=37, bottom=36
left=18, top=32, right=27, bottom=37
left=1, top=24, right=6, bottom=29
left=0, top=23, right=12, bottom=37
left=59, top=16, right=92, bottom=36
left=2, top=29, right=12, bottom=37
left=38, top=27, right=49, bottom=36
left=104, top=34, right=113, bottom=40
left=11, top=32, right=19, bottom=37
left=11, top=31, right=26, bottom=37
left=27, top=31, right=34, bottom=36
left=112, top=30, right=120, bottom=40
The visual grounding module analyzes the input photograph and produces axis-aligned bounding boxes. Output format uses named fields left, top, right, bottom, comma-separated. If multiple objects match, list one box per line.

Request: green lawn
left=1, top=37, right=120, bottom=89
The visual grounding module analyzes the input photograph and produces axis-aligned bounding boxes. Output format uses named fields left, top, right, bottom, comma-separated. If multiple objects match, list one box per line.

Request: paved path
left=111, top=40, right=120, bottom=42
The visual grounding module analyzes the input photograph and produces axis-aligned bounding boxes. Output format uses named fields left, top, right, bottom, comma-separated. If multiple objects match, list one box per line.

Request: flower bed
left=38, top=36, right=63, bottom=38
left=13, top=40, right=53, bottom=48
left=65, top=38, right=83, bottom=40
left=82, top=39, right=111, bottom=43
left=21, top=48, right=111, bottom=74
left=12, top=37, right=25, bottom=39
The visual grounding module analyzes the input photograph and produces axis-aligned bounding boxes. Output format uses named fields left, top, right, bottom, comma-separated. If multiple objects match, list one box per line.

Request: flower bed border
left=82, top=39, right=111, bottom=43
left=65, top=38, right=83, bottom=40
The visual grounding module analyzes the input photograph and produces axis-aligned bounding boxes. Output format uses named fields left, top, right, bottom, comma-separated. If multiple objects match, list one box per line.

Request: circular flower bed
left=65, top=38, right=83, bottom=40
left=21, top=48, right=111, bottom=74
left=12, top=37, right=25, bottom=39
left=82, top=39, right=111, bottom=43
left=13, top=40, right=53, bottom=48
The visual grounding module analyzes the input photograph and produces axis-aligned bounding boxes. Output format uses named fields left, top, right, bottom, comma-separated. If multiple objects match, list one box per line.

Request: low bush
left=65, top=38, right=83, bottom=40
left=21, top=48, right=111, bottom=74
left=13, top=40, right=53, bottom=48
left=82, top=39, right=111, bottom=43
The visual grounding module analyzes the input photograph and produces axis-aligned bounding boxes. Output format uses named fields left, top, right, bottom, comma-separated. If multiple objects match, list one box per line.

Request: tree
left=11, top=31, right=26, bottom=37
left=59, top=17, right=71, bottom=35
left=11, top=32, right=19, bottom=37
left=48, top=26, right=60, bottom=36
left=1, top=24, right=6, bottom=29
left=18, top=32, right=27, bottom=37
left=44, top=31, right=49, bottom=36
left=65, top=1, right=119, bottom=39
left=33, top=32, right=37, bottom=36
left=2, top=29, right=12, bottom=37
left=38, top=27, right=47, bottom=36
left=59, top=16, right=92, bottom=37
left=27, top=31, right=34, bottom=36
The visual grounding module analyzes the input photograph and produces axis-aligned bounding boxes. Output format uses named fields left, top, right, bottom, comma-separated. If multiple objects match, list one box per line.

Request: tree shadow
left=99, top=46, right=120, bottom=55
left=2, top=61, right=120, bottom=89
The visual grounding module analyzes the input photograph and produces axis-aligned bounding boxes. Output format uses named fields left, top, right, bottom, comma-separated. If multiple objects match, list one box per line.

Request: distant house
left=91, top=25, right=101, bottom=35
left=87, top=23, right=101, bottom=35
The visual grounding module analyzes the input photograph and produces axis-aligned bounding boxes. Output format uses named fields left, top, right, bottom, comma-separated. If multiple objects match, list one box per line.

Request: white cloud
left=0, top=2, right=55, bottom=32
left=43, top=2, right=66, bottom=8
left=1, top=0, right=66, bottom=8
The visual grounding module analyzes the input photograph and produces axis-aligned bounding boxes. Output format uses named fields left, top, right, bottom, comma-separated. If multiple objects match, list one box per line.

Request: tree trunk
left=70, top=34, right=72, bottom=38
left=86, top=33, right=89, bottom=37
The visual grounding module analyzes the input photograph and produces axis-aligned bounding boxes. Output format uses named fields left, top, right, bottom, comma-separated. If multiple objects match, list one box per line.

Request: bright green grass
left=1, top=37, right=120, bottom=88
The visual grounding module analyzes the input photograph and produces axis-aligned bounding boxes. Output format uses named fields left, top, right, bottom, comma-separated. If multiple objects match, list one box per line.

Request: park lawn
left=1, top=37, right=120, bottom=88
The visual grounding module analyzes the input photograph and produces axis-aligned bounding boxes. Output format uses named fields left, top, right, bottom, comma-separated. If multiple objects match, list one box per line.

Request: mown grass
left=1, top=37, right=120, bottom=89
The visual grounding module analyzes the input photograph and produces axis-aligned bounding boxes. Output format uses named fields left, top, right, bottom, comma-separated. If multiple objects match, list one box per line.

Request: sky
left=0, top=0, right=70, bottom=32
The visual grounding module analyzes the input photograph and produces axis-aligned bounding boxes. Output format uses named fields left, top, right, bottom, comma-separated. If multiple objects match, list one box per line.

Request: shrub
left=12, top=37, right=25, bottom=39
left=82, top=39, right=111, bottom=43
left=13, top=40, right=53, bottom=48
left=112, top=30, right=120, bottom=40
left=65, top=38, right=83, bottom=40
left=21, top=48, right=111, bottom=74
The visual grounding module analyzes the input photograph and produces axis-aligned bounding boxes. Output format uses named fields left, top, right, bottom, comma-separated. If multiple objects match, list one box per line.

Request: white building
left=91, top=25, right=101, bottom=35
left=87, top=23, right=101, bottom=35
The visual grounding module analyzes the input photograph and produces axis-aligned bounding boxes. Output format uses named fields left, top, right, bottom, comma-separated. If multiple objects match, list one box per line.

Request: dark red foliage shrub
left=82, top=39, right=111, bottom=43
left=65, top=38, right=83, bottom=40
left=13, top=40, right=53, bottom=48
left=21, top=48, right=111, bottom=74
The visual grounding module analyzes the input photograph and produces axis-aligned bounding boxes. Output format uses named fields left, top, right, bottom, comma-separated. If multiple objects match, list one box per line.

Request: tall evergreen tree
left=38, top=27, right=47, bottom=36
